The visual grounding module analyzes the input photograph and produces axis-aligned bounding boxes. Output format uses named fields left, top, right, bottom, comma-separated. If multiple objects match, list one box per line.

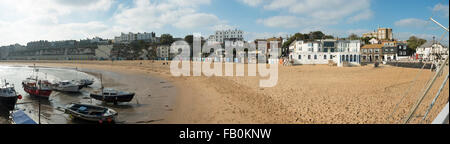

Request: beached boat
left=52, top=80, right=82, bottom=92
left=90, top=88, right=135, bottom=104
left=64, top=103, right=117, bottom=123
left=0, top=81, right=21, bottom=111
left=22, top=77, right=52, bottom=99
left=78, top=78, right=94, bottom=88
left=10, top=110, right=37, bottom=124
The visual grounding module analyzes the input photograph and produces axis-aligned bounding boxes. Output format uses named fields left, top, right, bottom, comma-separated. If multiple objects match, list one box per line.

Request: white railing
left=432, top=102, right=449, bottom=124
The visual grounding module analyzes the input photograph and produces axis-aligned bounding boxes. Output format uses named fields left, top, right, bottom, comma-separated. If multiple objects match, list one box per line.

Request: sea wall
left=385, top=61, right=432, bottom=69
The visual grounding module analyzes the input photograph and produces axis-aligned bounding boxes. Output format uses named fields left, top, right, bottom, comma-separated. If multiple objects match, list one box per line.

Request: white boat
left=52, top=80, right=82, bottom=93
left=78, top=78, right=94, bottom=88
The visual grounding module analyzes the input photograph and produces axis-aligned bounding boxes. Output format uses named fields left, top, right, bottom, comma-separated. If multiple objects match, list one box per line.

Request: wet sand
left=1, top=60, right=448, bottom=124
left=0, top=62, right=177, bottom=124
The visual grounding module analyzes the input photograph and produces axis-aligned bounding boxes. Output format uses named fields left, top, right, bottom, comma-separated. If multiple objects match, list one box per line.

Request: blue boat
left=11, top=110, right=37, bottom=124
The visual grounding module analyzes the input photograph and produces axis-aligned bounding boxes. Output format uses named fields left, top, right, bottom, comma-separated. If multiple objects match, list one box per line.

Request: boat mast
left=100, top=73, right=104, bottom=100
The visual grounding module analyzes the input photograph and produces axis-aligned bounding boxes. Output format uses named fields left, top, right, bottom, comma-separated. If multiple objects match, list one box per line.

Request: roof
left=418, top=41, right=447, bottom=48
left=361, top=44, right=383, bottom=49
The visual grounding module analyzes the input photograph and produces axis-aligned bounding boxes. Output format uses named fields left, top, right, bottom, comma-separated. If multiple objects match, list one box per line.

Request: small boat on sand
left=0, top=81, right=22, bottom=111
left=90, top=88, right=135, bottom=105
left=64, top=103, right=117, bottom=123
left=78, top=79, right=94, bottom=88
left=52, top=80, right=82, bottom=93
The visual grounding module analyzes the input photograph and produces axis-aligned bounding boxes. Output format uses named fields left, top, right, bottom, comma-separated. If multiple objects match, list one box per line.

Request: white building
left=369, top=38, right=379, bottom=44
left=157, top=45, right=170, bottom=60
left=416, top=41, right=448, bottom=62
left=290, top=40, right=361, bottom=67
left=208, top=29, right=244, bottom=43
left=114, top=32, right=156, bottom=43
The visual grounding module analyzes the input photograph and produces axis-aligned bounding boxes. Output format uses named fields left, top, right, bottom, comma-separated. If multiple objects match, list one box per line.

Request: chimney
left=433, top=36, right=436, bottom=44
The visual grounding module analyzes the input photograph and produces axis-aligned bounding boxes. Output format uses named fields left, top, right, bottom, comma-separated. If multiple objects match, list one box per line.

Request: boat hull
left=22, top=84, right=52, bottom=98
left=0, top=96, right=18, bottom=111
left=54, top=86, right=81, bottom=93
left=90, top=93, right=135, bottom=103
left=64, top=103, right=117, bottom=123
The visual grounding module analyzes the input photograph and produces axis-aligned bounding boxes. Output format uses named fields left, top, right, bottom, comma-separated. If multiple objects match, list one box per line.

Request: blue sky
left=0, top=0, right=448, bottom=46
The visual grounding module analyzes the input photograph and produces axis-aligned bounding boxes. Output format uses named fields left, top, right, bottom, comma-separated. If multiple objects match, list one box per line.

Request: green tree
left=407, top=36, right=427, bottom=52
left=184, top=35, right=194, bottom=45
left=348, top=33, right=359, bottom=40
left=361, top=37, right=374, bottom=44
left=310, top=31, right=325, bottom=40
left=160, top=34, right=174, bottom=45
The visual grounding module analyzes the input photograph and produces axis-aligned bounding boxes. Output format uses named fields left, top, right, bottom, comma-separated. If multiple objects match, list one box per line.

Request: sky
left=0, top=0, right=449, bottom=46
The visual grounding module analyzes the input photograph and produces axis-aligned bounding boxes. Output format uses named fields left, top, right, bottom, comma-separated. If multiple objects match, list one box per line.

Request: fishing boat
left=0, top=81, right=22, bottom=111
left=90, top=88, right=135, bottom=104
left=22, top=77, right=53, bottom=98
left=52, top=80, right=82, bottom=92
left=64, top=103, right=117, bottom=123
left=78, top=78, right=94, bottom=88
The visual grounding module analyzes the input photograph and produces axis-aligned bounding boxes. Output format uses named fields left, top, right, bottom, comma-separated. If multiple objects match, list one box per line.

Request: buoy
left=18, top=95, right=22, bottom=100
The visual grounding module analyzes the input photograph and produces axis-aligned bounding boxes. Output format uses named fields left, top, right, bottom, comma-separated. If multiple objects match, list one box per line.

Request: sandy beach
left=1, top=60, right=448, bottom=124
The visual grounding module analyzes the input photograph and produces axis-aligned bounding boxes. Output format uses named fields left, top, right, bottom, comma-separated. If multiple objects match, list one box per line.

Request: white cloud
left=211, top=24, right=239, bottom=31
left=257, top=15, right=339, bottom=29
left=245, top=32, right=289, bottom=41
left=346, top=29, right=370, bottom=35
left=238, top=0, right=268, bottom=7
left=394, top=18, right=429, bottom=28
left=0, top=0, right=115, bottom=46
left=348, top=9, right=373, bottom=23
left=433, top=3, right=449, bottom=18
left=243, top=0, right=373, bottom=28
left=0, top=0, right=224, bottom=46
left=173, top=13, right=221, bottom=29
left=257, top=16, right=305, bottom=28
left=112, top=0, right=222, bottom=32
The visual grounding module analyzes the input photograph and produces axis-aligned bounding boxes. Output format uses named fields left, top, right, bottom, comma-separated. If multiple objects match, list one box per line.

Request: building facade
left=290, top=40, right=361, bottom=66
left=381, top=41, right=398, bottom=61
left=397, top=42, right=410, bottom=60
left=363, top=28, right=393, bottom=40
left=157, top=45, right=170, bottom=60
left=415, top=41, right=449, bottom=62
left=208, top=29, right=244, bottom=43
left=114, top=32, right=156, bottom=43
left=361, top=44, right=383, bottom=62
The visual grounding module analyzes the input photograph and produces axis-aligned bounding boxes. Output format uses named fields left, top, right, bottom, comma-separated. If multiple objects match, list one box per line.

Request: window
left=314, top=55, right=317, bottom=60
left=324, top=55, right=327, bottom=60
left=375, top=49, right=379, bottom=53
left=324, top=48, right=328, bottom=52
left=308, top=55, right=311, bottom=59
left=363, top=49, right=367, bottom=53
left=298, top=55, right=301, bottom=60
left=385, top=49, right=388, bottom=52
